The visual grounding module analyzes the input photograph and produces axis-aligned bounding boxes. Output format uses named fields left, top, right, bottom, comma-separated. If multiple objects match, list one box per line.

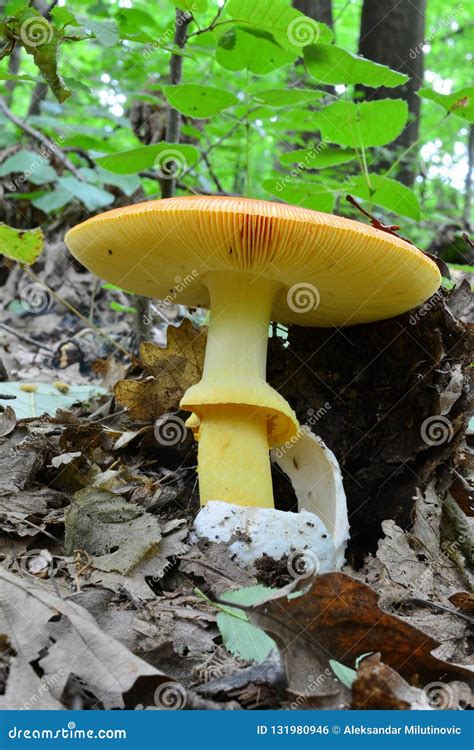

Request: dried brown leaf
left=114, top=320, right=206, bottom=421
left=247, top=572, right=474, bottom=691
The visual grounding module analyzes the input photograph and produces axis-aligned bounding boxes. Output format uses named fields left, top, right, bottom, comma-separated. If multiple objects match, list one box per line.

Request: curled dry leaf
left=0, top=568, right=177, bottom=709
left=114, top=319, right=206, bottom=421
left=351, top=653, right=432, bottom=710
left=0, top=406, right=16, bottom=438
left=246, top=572, right=474, bottom=695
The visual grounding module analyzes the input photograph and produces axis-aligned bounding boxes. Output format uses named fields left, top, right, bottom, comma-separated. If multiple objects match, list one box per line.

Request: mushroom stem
left=203, top=271, right=278, bottom=382
left=190, top=271, right=281, bottom=508
left=197, top=405, right=274, bottom=508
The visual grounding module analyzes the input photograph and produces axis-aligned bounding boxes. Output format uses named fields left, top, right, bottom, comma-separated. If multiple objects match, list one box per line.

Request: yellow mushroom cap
left=65, top=195, right=441, bottom=326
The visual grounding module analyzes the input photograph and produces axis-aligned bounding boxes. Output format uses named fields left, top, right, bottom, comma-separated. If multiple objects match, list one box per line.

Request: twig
left=187, top=2, right=226, bottom=38
left=0, top=95, right=85, bottom=181
left=407, top=597, right=474, bottom=625
left=0, top=321, right=54, bottom=352
left=462, top=232, right=474, bottom=251
left=346, top=194, right=451, bottom=278
left=346, top=194, right=413, bottom=244
left=202, top=153, right=225, bottom=194
left=161, top=9, right=192, bottom=199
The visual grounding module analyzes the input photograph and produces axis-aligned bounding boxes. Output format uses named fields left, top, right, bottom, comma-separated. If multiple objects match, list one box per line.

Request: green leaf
left=304, top=43, right=408, bottom=87
left=78, top=17, right=119, bottom=47
left=0, top=71, right=38, bottom=83
left=418, top=86, right=474, bottom=123
left=116, top=8, right=158, bottom=43
left=163, top=84, right=238, bottom=119
left=93, top=168, right=141, bottom=197
left=63, top=76, right=91, bottom=94
left=32, top=188, right=72, bottom=213
left=0, top=150, right=56, bottom=184
left=329, top=659, right=357, bottom=688
left=172, top=0, right=208, bottom=10
left=6, top=9, right=70, bottom=103
left=0, top=223, right=44, bottom=264
left=50, top=6, right=78, bottom=28
left=263, top=178, right=335, bottom=212
left=225, top=0, right=333, bottom=51
left=0, top=382, right=107, bottom=419
left=317, top=99, right=408, bottom=148
left=96, top=143, right=199, bottom=175
left=61, top=134, right=116, bottom=153
left=350, top=174, right=421, bottom=220
left=217, top=586, right=276, bottom=663
left=280, top=146, right=357, bottom=169
left=109, top=301, right=137, bottom=314
left=56, top=176, right=115, bottom=211
left=253, top=88, right=325, bottom=107
left=216, top=27, right=296, bottom=75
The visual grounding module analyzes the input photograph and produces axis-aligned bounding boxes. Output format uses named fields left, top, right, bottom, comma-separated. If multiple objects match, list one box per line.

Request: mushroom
left=65, top=196, right=441, bottom=512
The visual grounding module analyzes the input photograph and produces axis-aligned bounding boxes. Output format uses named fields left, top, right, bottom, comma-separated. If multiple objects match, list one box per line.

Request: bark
left=268, top=284, right=472, bottom=562
left=292, top=0, right=333, bottom=27
left=358, top=0, right=426, bottom=185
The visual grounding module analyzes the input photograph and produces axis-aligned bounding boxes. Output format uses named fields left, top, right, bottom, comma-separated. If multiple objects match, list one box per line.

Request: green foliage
left=163, top=84, right=238, bottom=118
left=0, top=0, right=471, bottom=251
left=215, top=585, right=276, bottom=662
left=418, top=86, right=474, bottom=123
left=0, top=223, right=44, bottom=264
left=304, top=43, right=408, bottom=87
left=317, top=100, right=409, bottom=148
left=96, top=143, right=199, bottom=174
left=329, top=659, right=357, bottom=688
left=350, top=175, right=421, bottom=221
left=0, top=150, right=56, bottom=184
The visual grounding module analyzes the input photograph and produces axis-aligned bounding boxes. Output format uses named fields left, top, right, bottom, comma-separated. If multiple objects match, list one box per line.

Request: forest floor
left=0, top=242, right=472, bottom=711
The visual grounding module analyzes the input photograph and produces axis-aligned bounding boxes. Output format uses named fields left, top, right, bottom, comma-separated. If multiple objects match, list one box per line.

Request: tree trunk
left=292, top=0, right=333, bottom=27
left=358, top=0, right=426, bottom=185
left=268, top=284, right=472, bottom=563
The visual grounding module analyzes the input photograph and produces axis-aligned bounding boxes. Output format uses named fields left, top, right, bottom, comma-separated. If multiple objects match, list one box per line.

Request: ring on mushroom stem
left=65, top=196, right=441, bottom=510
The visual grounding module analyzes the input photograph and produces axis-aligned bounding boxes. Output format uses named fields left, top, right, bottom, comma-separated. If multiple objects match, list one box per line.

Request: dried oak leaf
left=0, top=568, right=175, bottom=709
left=247, top=572, right=474, bottom=690
left=114, top=320, right=206, bottom=421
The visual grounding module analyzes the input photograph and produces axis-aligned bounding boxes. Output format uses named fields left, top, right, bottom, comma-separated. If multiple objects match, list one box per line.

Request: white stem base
left=193, top=501, right=346, bottom=573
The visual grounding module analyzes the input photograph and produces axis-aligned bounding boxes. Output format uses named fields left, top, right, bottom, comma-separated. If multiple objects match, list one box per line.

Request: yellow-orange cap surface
left=65, top=196, right=441, bottom=326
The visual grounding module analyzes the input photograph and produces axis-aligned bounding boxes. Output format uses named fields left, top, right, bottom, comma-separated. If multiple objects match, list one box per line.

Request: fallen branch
left=0, top=95, right=85, bottom=181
